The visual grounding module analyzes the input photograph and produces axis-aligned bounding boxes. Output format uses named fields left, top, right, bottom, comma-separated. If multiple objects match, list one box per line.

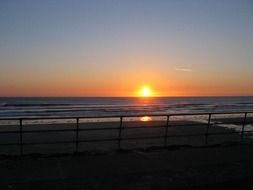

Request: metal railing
left=0, top=111, right=252, bottom=155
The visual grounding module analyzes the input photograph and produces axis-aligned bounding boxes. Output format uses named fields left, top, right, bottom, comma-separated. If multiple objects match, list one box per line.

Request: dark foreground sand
left=1, top=143, right=253, bottom=190
left=0, top=118, right=253, bottom=189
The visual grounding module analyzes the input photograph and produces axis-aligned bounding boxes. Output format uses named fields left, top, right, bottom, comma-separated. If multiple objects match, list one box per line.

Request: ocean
left=0, top=97, right=253, bottom=118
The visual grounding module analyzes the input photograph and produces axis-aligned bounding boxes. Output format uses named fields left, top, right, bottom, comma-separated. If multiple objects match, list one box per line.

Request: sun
left=139, top=86, right=152, bottom=97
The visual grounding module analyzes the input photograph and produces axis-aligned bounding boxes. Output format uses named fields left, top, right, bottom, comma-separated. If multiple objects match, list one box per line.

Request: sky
left=0, top=0, right=253, bottom=97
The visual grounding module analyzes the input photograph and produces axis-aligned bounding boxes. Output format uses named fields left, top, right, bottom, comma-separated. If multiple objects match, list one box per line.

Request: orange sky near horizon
left=0, top=1, right=253, bottom=97
left=1, top=72, right=252, bottom=97
left=1, top=54, right=252, bottom=97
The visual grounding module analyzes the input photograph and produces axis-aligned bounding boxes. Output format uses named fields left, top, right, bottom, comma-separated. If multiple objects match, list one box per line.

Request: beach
left=0, top=116, right=252, bottom=155
left=1, top=143, right=253, bottom=189
left=0, top=116, right=253, bottom=189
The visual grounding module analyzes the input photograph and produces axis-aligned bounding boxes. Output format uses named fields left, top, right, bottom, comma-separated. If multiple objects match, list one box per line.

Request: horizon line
left=0, top=95, right=253, bottom=98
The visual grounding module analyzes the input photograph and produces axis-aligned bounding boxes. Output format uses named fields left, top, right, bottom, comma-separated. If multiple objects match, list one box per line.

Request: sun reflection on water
left=140, top=116, right=152, bottom=122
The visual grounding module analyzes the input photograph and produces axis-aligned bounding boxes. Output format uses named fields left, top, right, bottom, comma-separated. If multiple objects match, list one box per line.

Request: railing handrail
left=0, top=111, right=252, bottom=156
left=0, top=111, right=252, bottom=121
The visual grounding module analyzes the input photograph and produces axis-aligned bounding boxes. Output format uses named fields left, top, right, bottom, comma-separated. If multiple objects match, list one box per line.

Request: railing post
left=75, top=118, right=79, bottom=153
left=241, top=112, right=247, bottom=141
left=164, top=115, right=170, bottom=147
left=205, top=114, right=212, bottom=145
left=118, top=116, right=123, bottom=150
left=19, top=119, right=23, bottom=156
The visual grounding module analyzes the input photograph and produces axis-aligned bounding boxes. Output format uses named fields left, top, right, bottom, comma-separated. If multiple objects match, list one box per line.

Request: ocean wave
left=0, top=97, right=253, bottom=118
left=1, top=103, right=71, bottom=107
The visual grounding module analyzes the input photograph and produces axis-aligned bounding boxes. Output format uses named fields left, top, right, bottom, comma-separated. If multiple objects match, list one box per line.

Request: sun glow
left=139, top=86, right=152, bottom=97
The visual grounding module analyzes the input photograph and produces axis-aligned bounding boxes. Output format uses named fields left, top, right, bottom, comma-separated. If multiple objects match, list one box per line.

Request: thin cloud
left=175, top=68, right=193, bottom=72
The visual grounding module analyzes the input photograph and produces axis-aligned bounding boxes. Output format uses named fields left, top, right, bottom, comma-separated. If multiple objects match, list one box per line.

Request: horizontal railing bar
left=0, top=138, right=119, bottom=146
left=0, top=124, right=211, bottom=134
left=0, top=111, right=252, bottom=121
left=206, top=130, right=253, bottom=135
left=0, top=123, right=251, bottom=134
left=126, top=123, right=209, bottom=129
left=207, top=131, right=241, bottom=135
left=24, top=138, right=118, bottom=145
left=78, top=138, right=119, bottom=143
left=22, top=140, right=75, bottom=145
left=119, top=133, right=223, bottom=140
left=2, top=121, right=251, bottom=128
left=121, top=125, right=166, bottom=129
left=0, top=143, right=19, bottom=146
left=121, top=135, right=165, bottom=140
left=77, top=127, right=119, bottom=131
left=0, top=129, right=75, bottom=134
left=0, top=131, right=20, bottom=134
left=0, top=141, right=74, bottom=146
left=0, top=127, right=121, bottom=134
left=24, top=127, right=119, bottom=132
left=211, top=121, right=247, bottom=125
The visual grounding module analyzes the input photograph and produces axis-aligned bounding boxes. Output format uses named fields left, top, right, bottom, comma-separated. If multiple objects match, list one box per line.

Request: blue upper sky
left=0, top=0, right=253, bottom=96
